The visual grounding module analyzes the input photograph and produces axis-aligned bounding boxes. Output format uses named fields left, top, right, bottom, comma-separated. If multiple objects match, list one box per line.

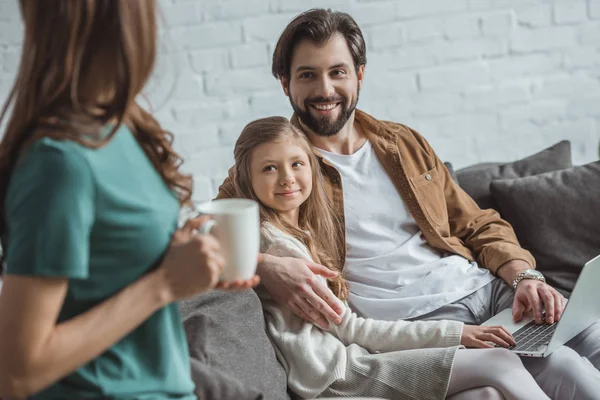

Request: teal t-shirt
left=4, top=125, right=195, bottom=400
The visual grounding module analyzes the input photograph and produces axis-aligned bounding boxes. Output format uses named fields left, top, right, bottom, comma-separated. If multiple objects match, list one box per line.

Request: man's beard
left=289, top=88, right=359, bottom=137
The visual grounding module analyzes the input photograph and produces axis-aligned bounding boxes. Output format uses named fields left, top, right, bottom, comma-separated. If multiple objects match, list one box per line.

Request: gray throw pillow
left=180, top=290, right=290, bottom=400
left=456, top=141, right=572, bottom=211
left=490, top=161, right=600, bottom=296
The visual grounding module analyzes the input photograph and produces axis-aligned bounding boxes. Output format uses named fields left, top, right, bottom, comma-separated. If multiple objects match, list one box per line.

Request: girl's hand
left=461, top=325, right=516, bottom=348
left=159, top=216, right=226, bottom=302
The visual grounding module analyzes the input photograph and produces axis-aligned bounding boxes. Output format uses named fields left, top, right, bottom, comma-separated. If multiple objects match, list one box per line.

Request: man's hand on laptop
left=258, top=254, right=344, bottom=328
left=461, top=325, right=516, bottom=348
left=513, top=279, right=566, bottom=325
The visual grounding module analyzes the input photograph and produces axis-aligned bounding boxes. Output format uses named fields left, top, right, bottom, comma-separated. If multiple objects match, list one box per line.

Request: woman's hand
left=461, top=325, right=516, bottom=348
left=158, top=216, right=225, bottom=301
left=159, top=216, right=260, bottom=302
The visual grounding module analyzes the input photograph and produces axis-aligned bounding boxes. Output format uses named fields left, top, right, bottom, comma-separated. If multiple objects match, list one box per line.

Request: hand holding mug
left=159, top=216, right=225, bottom=302
left=196, top=199, right=261, bottom=284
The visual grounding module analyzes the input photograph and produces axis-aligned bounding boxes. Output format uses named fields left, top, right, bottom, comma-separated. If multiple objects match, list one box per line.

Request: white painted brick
left=579, top=22, right=600, bottom=46
left=173, top=125, right=221, bottom=152
left=499, top=100, right=568, bottom=129
left=419, top=63, right=490, bottom=91
left=249, top=92, right=291, bottom=117
left=171, top=74, right=205, bottom=101
left=443, top=14, right=480, bottom=39
left=379, top=97, right=414, bottom=121
left=0, top=21, right=21, bottom=46
left=204, top=68, right=278, bottom=96
left=0, top=0, right=18, bottom=22
left=200, top=0, right=270, bottom=21
left=410, top=92, right=462, bottom=117
left=1, top=48, right=18, bottom=74
left=172, top=98, right=250, bottom=126
left=187, top=147, right=235, bottom=178
left=229, top=43, right=270, bottom=69
left=553, top=1, right=588, bottom=25
left=271, top=0, right=350, bottom=13
left=351, top=2, right=397, bottom=26
left=531, top=72, right=600, bottom=99
left=515, top=4, right=553, bottom=28
left=480, top=11, right=515, bottom=36
left=243, top=14, right=296, bottom=42
left=429, top=114, right=500, bottom=141
left=488, top=53, right=563, bottom=81
left=368, top=23, right=404, bottom=49
left=161, top=2, right=201, bottom=27
left=368, top=70, right=418, bottom=94
left=435, top=36, right=507, bottom=62
left=563, top=46, right=600, bottom=69
left=396, top=0, right=469, bottom=19
left=170, top=22, right=242, bottom=50
left=403, top=18, right=443, bottom=43
left=191, top=176, right=214, bottom=203
left=590, top=0, right=600, bottom=19
left=462, top=82, right=531, bottom=110
left=510, top=25, right=579, bottom=53
left=189, top=48, right=230, bottom=75
left=1, top=0, right=599, bottom=191
left=566, top=96, right=600, bottom=118
left=368, top=46, right=436, bottom=71
left=468, top=0, right=523, bottom=12
left=218, top=120, right=253, bottom=146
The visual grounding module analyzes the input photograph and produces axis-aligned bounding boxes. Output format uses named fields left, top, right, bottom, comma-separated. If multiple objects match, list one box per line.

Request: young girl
left=0, top=1, right=256, bottom=399
left=233, top=116, right=549, bottom=400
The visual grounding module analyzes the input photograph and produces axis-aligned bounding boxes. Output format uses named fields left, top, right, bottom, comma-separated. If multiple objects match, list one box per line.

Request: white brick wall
left=1, top=0, right=599, bottom=202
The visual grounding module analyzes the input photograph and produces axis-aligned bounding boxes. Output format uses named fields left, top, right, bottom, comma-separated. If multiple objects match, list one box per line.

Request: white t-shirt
left=319, top=140, right=495, bottom=320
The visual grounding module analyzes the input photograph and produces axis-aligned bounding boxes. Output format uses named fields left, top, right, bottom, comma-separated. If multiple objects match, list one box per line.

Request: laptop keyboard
left=508, top=320, right=558, bottom=352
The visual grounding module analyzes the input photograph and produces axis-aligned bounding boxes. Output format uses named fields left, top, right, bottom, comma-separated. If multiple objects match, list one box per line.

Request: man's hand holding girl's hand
left=258, top=255, right=344, bottom=329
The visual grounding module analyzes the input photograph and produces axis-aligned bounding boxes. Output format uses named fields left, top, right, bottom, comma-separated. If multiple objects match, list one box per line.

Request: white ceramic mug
left=196, top=198, right=260, bottom=281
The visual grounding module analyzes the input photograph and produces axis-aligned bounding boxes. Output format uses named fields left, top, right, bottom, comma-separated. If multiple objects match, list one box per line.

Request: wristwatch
left=512, top=269, right=546, bottom=290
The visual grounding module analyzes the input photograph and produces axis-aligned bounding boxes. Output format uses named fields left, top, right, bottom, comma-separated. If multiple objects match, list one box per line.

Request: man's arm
left=413, top=131, right=534, bottom=284
left=412, top=130, right=564, bottom=324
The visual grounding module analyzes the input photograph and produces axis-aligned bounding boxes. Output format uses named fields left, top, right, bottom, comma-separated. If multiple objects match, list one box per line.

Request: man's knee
left=567, top=320, right=600, bottom=368
left=524, top=346, right=595, bottom=379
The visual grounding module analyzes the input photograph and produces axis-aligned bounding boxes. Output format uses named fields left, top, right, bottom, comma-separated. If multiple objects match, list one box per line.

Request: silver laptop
left=482, top=254, right=600, bottom=357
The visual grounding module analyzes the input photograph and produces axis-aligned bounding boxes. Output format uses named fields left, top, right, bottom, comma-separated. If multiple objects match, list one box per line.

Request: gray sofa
left=181, top=139, right=600, bottom=399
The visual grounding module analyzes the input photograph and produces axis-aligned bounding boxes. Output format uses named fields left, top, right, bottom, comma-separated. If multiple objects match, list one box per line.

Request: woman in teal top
left=0, top=1, right=258, bottom=399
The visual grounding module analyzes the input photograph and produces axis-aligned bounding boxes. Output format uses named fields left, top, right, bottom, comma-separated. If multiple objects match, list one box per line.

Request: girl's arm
left=262, top=240, right=464, bottom=352
left=326, top=305, right=463, bottom=352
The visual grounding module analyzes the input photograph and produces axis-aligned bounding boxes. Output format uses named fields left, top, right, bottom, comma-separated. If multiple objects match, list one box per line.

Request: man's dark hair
left=272, top=8, right=367, bottom=80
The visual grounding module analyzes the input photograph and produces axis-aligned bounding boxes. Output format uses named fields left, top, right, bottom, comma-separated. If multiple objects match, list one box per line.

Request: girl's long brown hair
left=0, top=1, right=192, bottom=260
left=234, top=117, right=347, bottom=300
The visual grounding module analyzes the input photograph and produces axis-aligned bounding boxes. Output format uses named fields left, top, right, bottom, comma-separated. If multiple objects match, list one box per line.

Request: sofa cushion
left=455, top=141, right=572, bottom=211
left=180, top=290, right=290, bottom=400
left=490, top=161, right=600, bottom=295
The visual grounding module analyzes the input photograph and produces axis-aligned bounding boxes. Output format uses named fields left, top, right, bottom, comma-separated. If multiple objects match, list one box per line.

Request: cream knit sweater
left=259, top=222, right=465, bottom=400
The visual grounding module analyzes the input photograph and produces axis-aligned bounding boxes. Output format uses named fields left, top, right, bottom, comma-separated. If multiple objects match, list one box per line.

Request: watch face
left=524, top=269, right=544, bottom=279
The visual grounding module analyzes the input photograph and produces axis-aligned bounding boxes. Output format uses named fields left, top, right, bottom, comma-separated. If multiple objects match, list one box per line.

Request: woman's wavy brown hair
left=234, top=117, right=347, bottom=300
left=0, top=0, right=192, bottom=251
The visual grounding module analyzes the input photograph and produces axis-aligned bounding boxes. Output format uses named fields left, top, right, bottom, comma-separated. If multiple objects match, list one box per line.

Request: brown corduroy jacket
left=216, top=109, right=535, bottom=276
